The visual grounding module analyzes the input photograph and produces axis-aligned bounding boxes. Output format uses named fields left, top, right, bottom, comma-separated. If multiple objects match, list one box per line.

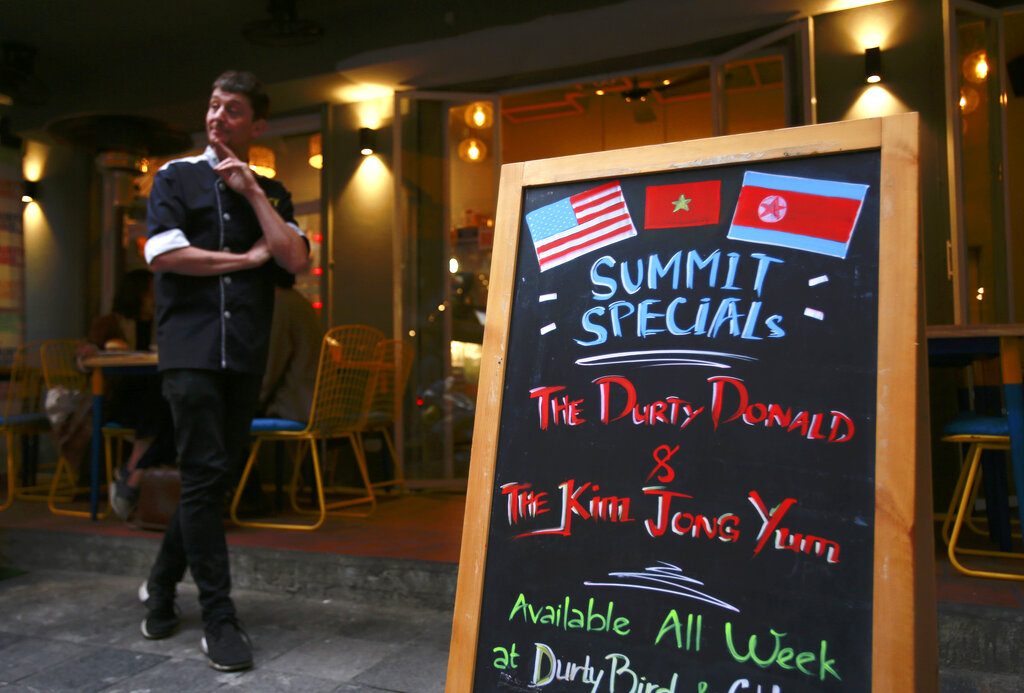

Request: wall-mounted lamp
left=359, top=127, right=376, bottom=156
left=865, top=47, right=882, bottom=84
left=308, top=132, right=323, bottom=169
left=248, top=145, right=276, bottom=178
left=962, top=49, right=989, bottom=84
left=464, top=101, right=494, bottom=129
left=21, top=180, right=38, bottom=203
left=458, top=137, right=487, bottom=163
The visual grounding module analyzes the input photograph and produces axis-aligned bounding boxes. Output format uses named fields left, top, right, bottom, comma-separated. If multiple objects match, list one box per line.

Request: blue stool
left=941, top=414, right=1024, bottom=580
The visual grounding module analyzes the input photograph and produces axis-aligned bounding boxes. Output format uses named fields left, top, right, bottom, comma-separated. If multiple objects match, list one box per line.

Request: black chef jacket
left=145, top=147, right=306, bottom=375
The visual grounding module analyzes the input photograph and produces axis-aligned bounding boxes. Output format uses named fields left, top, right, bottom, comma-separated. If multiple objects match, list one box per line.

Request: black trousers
left=147, top=368, right=261, bottom=624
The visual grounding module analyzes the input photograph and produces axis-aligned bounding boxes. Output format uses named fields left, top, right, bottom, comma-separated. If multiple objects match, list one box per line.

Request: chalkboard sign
left=448, top=115, right=935, bottom=692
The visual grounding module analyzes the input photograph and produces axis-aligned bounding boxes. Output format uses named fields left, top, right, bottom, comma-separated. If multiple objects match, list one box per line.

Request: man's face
left=205, top=87, right=266, bottom=157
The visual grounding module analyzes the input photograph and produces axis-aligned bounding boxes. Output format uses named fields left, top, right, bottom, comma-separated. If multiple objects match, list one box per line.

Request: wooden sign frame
left=447, top=114, right=935, bottom=691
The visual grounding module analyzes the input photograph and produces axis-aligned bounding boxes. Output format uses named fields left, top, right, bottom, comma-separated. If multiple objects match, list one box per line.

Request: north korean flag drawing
left=644, top=180, right=721, bottom=229
left=727, top=171, right=869, bottom=259
left=525, top=181, right=637, bottom=272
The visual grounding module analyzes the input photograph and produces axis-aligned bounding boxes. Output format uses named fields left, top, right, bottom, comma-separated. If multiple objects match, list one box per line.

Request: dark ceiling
left=0, top=0, right=633, bottom=135
left=1, top=0, right=891, bottom=141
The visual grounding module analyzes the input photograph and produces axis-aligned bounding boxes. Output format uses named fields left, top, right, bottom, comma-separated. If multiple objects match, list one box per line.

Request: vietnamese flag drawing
left=727, top=171, right=869, bottom=259
left=644, top=180, right=721, bottom=229
left=525, top=181, right=637, bottom=272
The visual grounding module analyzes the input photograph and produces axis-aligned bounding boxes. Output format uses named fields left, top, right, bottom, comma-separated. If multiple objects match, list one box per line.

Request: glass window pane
left=956, top=10, right=1008, bottom=323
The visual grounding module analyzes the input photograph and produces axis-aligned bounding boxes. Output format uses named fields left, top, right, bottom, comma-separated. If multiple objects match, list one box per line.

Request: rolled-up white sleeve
left=144, top=229, right=191, bottom=264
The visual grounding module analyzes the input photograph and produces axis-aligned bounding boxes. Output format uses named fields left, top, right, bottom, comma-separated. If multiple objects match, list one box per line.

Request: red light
left=312, top=267, right=323, bottom=276
left=415, top=397, right=425, bottom=407
left=312, top=301, right=323, bottom=310
left=312, top=233, right=323, bottom=243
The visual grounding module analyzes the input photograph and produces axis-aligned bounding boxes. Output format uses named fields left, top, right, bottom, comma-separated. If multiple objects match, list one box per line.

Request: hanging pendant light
left=248, top=145, right=276, bottom=178
left=308, top=132, right=323, bottom=169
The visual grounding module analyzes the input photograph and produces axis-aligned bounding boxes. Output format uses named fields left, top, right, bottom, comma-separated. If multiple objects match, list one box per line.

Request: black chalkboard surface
left=448, top=116, right=935, bottom=692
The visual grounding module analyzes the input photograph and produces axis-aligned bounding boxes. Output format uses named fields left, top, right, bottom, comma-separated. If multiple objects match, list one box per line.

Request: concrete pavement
left=0, top=569, right=452, bottom=692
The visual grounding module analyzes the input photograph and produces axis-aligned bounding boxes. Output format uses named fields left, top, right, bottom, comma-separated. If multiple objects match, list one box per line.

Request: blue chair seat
left=942, top=414, right=1009, bottom=438
left=251, top=418, right=306, bottom=433
left=0, top=413, right=49, bottom=427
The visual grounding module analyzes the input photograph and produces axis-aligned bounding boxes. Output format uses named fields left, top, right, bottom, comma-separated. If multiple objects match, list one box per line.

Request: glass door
left=948, top=1, right=1014, bottom=323
left=394, top=92, right=499, bottom=487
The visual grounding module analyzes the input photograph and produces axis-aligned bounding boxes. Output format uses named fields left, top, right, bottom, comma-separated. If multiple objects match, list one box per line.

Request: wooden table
left=926, top=324, right=1024, bottom=537
left=81, top=351, right=159, bottom=520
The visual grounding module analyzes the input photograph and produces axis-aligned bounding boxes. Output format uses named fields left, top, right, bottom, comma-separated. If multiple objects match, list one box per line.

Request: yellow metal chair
left=941, top=415, right=1024, bottom=580
left=0, top=342, right=51, bottom=511
left=230, top=326, right=384, bottom=530
left=39, top=339, right=114, bottom=519
left=360, top=338, right=414, bottom=493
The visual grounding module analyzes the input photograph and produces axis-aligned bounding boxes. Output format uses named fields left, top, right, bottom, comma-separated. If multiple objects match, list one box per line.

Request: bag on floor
left=132, top=466, right=180, bottom=531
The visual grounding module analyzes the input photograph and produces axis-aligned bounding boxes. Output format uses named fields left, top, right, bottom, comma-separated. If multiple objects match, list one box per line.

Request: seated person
left=259, top=271, right=324, bottom=422
left=78, top=269, right=175, bottom=519
left=235, top=271, right=323, bottom=514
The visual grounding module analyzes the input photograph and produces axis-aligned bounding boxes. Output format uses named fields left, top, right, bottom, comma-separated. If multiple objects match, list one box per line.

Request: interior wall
left=23, top=141, right=91, bottom=341
left=814, top=0, right=951, bottom=325
left=326, top=102, right=394, bottom=334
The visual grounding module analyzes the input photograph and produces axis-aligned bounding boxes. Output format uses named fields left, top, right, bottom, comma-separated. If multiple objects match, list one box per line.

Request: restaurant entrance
left=394, top=25, right=805, bottom=486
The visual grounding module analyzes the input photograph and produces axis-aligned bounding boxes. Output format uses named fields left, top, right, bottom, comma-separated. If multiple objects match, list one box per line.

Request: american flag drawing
left=525, top=181, right=637, bottom=272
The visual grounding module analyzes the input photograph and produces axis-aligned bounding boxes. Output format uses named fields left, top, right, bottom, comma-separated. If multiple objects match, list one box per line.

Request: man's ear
left=250, top=119, right=268, bottom=139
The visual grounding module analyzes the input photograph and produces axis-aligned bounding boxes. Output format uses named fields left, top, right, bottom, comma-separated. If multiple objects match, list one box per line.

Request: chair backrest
left=322, top=324, right=385, bottom=365
left=2, top=341, right=46, bottom=419
left=369, top=339, right=414, bottom=423
left=306, top=326, right=384, bottom=435
left=39, top=340, right=88, bottom=392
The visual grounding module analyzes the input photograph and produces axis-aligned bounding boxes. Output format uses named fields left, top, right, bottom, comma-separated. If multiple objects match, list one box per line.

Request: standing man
left=142, top=71, right=309, bottom=672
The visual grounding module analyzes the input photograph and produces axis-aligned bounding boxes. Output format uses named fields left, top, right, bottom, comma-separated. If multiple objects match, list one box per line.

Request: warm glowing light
left=844, top=84, right=908, bottom=120
left=312, top=300, right=323, bottom=310
left=312, top=233, right=323, bottom=243
left=595, top=89, right=605, bottom=96
left=449, top=257, right=459, bottom=273
left=662, top=79, right=671, bottom=86
left=248, top=145, right=276, bottom=178
left=464, top=102, right=494, bottom=129
left=312, top=266, right=324, bottom=276
left=355, top=152, right=388, bottom=185
left=437, top=303, right=446, bottom=312
left=308, top=132, right=323, bottom=169
left=333, top=83, right=393, bottom=104
left=959, top=86, right=979, bottom=115
left=963, top=50, right=989, bottom=84
left=458, top=138, right=487, bottom=163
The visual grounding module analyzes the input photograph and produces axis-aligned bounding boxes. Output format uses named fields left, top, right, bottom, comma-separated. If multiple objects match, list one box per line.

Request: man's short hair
left=212, top=71, right=270, bottom=121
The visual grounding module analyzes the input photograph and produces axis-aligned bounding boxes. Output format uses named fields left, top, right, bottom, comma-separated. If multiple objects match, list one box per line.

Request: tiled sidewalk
left=0, top=570, right=451, bottom=692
